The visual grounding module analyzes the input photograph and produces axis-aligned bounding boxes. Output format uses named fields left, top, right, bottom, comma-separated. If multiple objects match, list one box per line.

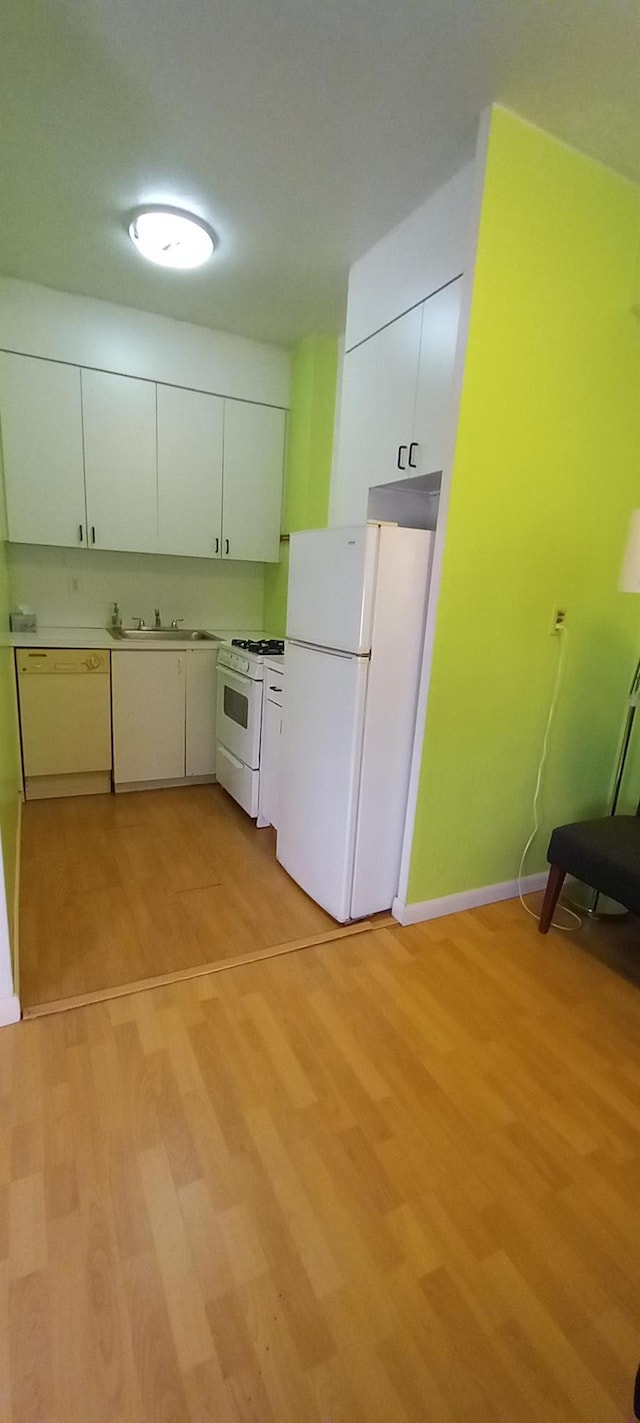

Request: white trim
left=114, top=774, right=216, bottom=793
left=0, top=994, right=21, bottom=1027
left=328, top=337, right=344, bottom=528
left=396, top=106, right=493, bottom=904
left=12, top=797, right=22, bottom=1000
left=392, top=871, right=547, bottom=926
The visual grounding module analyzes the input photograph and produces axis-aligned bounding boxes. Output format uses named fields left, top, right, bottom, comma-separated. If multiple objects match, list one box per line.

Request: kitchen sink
left=109, top=627, right=221, bottom=642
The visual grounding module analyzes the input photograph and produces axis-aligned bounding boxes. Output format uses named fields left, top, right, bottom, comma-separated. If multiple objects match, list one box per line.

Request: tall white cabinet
left=0, top=353, right=87, bottom=548
left=332, top=306, right=423, bottom=527
left=332, top=278, right=463, bottom=526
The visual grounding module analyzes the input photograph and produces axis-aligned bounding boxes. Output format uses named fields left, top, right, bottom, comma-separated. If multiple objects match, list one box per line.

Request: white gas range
left=215, top=639, right=285, bottom=817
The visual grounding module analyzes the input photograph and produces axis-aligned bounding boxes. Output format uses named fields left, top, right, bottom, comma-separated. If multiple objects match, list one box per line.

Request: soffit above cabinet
left=344, top=163, right=474, bottom=354
left=0, top=277, right=290, bottom=410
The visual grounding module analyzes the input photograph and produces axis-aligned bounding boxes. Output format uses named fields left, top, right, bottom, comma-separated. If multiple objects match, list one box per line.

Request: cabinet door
left=0, top=352, right=87, bottom=547
left=258, top=695, right=282, bottom=830
left=82, top=369, right=158, bottom=553
left=112, top=651, right=185, bottom=785
left=222, top=402, right=285, bottom=562
left=331, top=304, right=423, bottom=526
left=411, top=278, right=462, bottom=478
left=185, top=649, right=217, bottom=777
left=157, top=385, right=223, bottom=558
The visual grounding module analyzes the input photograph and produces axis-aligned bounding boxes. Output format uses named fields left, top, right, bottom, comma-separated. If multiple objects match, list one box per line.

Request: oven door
left=216, top=665, right=263, bottom=769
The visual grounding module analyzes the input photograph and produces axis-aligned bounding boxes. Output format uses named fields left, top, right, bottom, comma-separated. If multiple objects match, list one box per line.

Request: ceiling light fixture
left=128, top=205, right=216, bottom=269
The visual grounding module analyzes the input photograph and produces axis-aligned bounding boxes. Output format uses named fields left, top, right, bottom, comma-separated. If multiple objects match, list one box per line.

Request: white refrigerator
left=277, top=523, right=433, bottom=921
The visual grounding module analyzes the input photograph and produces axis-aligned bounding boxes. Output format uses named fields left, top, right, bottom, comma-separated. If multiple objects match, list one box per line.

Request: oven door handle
left=219, top=666, right=253, bottom=694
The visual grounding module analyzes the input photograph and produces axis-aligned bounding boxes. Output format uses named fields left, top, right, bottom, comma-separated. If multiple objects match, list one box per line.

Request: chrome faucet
left=132, top=615, right=146, bottom=630
left=154, top=607, right=162, bottom=628
left=170, top=617, right=184, bottom=629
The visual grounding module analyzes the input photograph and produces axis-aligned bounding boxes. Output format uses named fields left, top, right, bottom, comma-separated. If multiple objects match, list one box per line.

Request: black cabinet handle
left=91, top=526, right=96, bottom=545
left=408, top=441, right=418, bottom=468
left=214, top=537, right=219, bottom=554
left=225, top=538, right=229, bottom=555
left=78, top=524, right=84, bottom=543
left=397, top=445, right=407, bottom=470
left=269, top=685, right=282, bottom=693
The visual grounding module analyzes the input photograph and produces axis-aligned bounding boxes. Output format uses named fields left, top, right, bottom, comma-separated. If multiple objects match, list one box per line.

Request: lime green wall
left=408, top=107, right=640, bottom=903
left=0, top=443, right=21, bottom=958
left=264, top=333, right=338, bottom=633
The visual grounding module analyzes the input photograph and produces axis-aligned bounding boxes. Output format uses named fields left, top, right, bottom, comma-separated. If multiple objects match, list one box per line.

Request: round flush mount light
left=128, top=206, right=217, bottom=269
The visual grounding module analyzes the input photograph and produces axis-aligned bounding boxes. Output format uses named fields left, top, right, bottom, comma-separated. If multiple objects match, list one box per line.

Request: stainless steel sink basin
left=109, top=627, right=221, bottom=642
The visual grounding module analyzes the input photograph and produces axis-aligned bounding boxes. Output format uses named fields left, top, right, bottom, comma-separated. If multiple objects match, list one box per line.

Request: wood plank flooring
left=3, top=897, right=640, bottom=1420
left=19, top=786, right=339, bottom=1008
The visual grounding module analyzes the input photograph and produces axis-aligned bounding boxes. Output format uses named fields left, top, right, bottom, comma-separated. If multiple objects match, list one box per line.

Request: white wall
left=0, top=278, right=290, bottom=408
left=344, top=162, right=474, bottom=352
left=8, top=544, right=264, bottom=633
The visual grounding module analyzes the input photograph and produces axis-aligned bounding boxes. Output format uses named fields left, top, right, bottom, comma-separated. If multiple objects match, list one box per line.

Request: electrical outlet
left=69, top=575, right=82, bottom=596
left=550, top=606, right=566, bottom=635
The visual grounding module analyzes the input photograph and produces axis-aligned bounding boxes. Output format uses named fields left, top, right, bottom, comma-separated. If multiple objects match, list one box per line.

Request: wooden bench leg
left=538, top=864, right=567, bottom=933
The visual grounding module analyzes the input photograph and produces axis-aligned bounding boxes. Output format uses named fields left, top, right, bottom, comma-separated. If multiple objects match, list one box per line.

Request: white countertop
left=5, top=626, right=260, bottom=652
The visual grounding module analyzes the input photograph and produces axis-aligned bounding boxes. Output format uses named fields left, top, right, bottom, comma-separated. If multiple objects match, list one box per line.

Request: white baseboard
left=0, top=994, right=21, bottom=1027
left=115, top=775, right=216, bottom=793
left=392, top=872, right=548, bottom=927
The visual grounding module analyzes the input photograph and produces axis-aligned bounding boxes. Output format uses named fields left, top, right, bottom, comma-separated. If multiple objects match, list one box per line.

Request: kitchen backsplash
left=7, top=544, right=265, bottom=630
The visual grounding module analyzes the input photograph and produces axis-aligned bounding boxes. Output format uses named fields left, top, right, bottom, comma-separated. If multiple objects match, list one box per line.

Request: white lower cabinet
left=257, top=678, right=284, bottom=830
left=112, top=649, right=217, bottom=788
left=186, top=649, right=218, bottom=777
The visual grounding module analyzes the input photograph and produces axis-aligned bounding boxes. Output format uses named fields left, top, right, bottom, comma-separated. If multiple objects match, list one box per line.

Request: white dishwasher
left=16, top=648, right=112, bottom=800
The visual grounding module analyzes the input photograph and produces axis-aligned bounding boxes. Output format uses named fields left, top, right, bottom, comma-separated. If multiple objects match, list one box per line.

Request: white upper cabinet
left=332, top=305, right=423, bottom=526
left=412, top=279, right=463, bottom=479
left=157, top=384, right=223, bottom=558
left=0, top=350, right=286, bottom=563
left=0, top=352, right=87, bottom=548
left=81, top=369, right=158, bottom=554
left=222, top=401, right=285, bottom=562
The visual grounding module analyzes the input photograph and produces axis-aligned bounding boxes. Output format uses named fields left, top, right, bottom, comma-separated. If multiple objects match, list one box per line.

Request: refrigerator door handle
left=287, top=638, right=371, bottom=661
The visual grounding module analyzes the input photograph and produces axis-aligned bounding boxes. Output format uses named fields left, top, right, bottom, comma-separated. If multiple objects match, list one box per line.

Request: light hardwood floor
left=19, top=786, right=340, bottom=1008
left=3, top=897, right=640, bottom=1420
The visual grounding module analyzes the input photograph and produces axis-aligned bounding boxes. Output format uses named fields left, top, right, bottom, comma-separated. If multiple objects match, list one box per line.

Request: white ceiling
left=1, top=0, right=638, bottom=347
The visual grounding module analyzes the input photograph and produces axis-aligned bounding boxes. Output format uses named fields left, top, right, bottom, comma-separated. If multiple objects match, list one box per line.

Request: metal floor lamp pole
left=585, top=652, right=640, bottom=918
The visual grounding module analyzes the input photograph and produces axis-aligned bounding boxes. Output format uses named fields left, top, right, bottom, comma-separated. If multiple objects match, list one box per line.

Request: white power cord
left=518, top=625, right=582, bottom=932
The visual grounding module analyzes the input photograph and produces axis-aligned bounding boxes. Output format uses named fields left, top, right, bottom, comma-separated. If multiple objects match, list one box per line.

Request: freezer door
left=276, top=641, right=368, bottom=922
left=286, top=525, right=379, bottom=654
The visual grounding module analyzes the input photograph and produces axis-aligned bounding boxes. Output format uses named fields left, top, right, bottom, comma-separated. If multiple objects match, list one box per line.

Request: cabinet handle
left=269, top=685, right=282, bottom=693
left=408, top=441, right=418, bottom=468
left=78, top=524, right=84, bottom=543
left=214, top=537, right=219, bottom=554
left=225, top=538, right=229, bottom=555
left=91, top=526, right=96, bottom=545
left=177, top=656, right=183, bottom=674
left=397, top=445, right=407, bottom=470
